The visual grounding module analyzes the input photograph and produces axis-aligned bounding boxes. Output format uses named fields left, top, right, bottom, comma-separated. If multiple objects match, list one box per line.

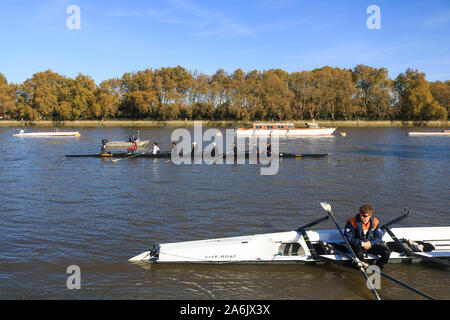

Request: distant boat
left=236, top=121, right=336, bottom=137
left=106, top=139, right=150, bottom=148
left=407, top=130, right=450, bottom=136
left=13, top=129, right=81, bottom=137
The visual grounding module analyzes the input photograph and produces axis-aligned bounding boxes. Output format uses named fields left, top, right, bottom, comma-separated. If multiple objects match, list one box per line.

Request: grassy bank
left=0, top=119, right=448, bottom=128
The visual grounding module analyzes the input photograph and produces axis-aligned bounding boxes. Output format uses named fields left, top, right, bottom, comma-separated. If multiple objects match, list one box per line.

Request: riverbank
left=0, top=119, right=448, bottom=127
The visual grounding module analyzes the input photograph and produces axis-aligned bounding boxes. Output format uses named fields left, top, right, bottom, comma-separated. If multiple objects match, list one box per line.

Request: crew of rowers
left=100, top=134, right=272, bottom=157
left=189, top=141, right=271, bottom=156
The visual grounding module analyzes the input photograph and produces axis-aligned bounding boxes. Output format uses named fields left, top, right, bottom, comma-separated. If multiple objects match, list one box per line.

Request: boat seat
left=278, top=243, right=306, bottom=256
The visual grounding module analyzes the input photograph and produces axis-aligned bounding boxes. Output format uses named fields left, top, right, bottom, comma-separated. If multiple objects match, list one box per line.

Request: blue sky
left=0, top=0, right=449, bottom=84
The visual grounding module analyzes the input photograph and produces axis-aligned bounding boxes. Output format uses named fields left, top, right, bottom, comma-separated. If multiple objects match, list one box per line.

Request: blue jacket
left=344, top=214, right=384, bottom=247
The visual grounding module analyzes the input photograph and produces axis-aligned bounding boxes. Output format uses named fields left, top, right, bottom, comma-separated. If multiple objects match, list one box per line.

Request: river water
left=0, top=125, right=449, bottom=300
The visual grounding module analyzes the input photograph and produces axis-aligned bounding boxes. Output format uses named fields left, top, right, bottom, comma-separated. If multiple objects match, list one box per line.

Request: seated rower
left=171, top=142, right=182, bottom=157
left=266, top=141, right=272, bottom=156
left=344, top=204, right=391, bottom=269
left=151, top=142, right=160, bottom=154
left=128, top=134, right=136, bottom=142
left=127, top=141, right=138, bottom=155
left=101, top=139, right=111, bottom=155
left=170, top=142, right=177, bottom=153
left=211, top=142, right=216, bottom=157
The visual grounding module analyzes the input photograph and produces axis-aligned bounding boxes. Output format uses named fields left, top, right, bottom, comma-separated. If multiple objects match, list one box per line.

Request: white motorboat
left=236, top=122, right=336, bottom=137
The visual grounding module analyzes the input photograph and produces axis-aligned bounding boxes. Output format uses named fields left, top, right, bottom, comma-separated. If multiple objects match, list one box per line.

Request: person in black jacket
left=344, top=204, right=391, bottom=269
left=100, top=139, right=111, bottom=155
left=266, top=142, right=272, bottom=156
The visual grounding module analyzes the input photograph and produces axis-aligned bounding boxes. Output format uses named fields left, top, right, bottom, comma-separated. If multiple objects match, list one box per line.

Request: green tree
left=0, top=73, right=17, bottom=119
left=121, top=70, right=158, bottom=118
left=429, top=81, right=450, bottom=119
left=352, top=65, right=393, bottom=119
left=70, top=73, right=97, bottom=120
left=394, top=69, right=447, bottom=120
left=19, top=70, right=73, bottom=120
left=93, top=78, right=122, bottom=119
left=245, top=70, right=265, bottom=120
left=261, top=69, right=291, bottom=120
left=311, top=67, right=356, bottom=120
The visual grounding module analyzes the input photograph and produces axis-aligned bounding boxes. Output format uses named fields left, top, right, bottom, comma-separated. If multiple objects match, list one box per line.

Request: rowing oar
left=111, top=152, right=145, bottom=163
left=319, top=202, right=382, bottom=300
left=165, top=151, right=188, bottom=164
left=212, top=151, right=232, bottom=164
left=320, top=202, right=435, bottom=300
left=381, top=209, right=450, bottom=268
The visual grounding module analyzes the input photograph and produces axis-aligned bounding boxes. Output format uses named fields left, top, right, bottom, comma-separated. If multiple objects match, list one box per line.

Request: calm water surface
left=0, top=126, right=449, bottom=300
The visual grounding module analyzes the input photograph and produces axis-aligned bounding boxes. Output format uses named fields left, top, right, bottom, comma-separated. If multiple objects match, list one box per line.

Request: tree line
left=0, top=65, right=448, bottom=122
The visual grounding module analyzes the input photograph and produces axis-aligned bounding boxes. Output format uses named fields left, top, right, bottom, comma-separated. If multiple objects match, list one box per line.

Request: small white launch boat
left=408, top=130, right=450, bottom=136
left=106, top=139, right=150, bottom=148
left=13, top=129, right=81, bottom=137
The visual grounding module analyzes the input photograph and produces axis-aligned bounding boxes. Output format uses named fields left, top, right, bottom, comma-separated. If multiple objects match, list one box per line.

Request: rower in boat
left=170, top=142, right=178, bottom=155
left=128, top=134, right=136, bottom=143
left=127, top=141, right=138, bottom=155
left=211, top=142, right=216, bottom=157
left=101, top=139, right=111, bottom=156
left=170, top=142, right=183, bottom=157
left=266, top=142, right=272, bottom=156
left=192, top=141, right=198, bottom=154
left=151, top=142, right=160, bottom=154
left=344, top=204, right=391, bottom=269
left=232, top=143, right=237, bottom=154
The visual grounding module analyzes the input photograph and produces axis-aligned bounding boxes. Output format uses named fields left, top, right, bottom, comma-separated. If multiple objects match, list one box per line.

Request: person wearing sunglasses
left=344, top=204, right=391, bottom=269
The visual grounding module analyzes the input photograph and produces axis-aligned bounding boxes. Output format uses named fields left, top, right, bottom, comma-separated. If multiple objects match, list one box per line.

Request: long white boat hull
left=408, top=131, right=450, bottom=136
left=13, top=131, right=81, bottom=137
left=129, top=227, right=450, bottom=264
left=236, top=128, right=336, bottom=137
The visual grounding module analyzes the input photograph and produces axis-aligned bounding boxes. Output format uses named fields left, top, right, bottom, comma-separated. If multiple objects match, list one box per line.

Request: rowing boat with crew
left=65, top=152, right=330, bottom=159
left=129, top=208, right=450, bottom=265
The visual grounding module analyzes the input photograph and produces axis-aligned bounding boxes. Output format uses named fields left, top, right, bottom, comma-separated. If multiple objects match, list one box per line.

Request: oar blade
left=320, top=202, right=332, bottom=213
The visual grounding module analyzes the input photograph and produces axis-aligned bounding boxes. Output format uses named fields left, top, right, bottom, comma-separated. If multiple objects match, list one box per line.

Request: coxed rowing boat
left=65, top=152, right=330, bottom=159
left=129, top=209, right=450, bottom=266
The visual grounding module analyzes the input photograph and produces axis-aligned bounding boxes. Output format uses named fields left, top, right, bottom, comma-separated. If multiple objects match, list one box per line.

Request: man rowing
left=151, top=142, right=160, bottom=154
left=101, top=139, right=111, bottom=155
left=211, top=142, right=216, bottom=157
left=170, top=142, right=177, bottom=153
left=170, top=141, right=184, bottom=157
left=266, top=141, right=272, bottom=156
left=191, top=141, right=198, bottom=154
left=344, top=204, right=391, bottom=269
left=127, top=141, right=138, bottom=155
